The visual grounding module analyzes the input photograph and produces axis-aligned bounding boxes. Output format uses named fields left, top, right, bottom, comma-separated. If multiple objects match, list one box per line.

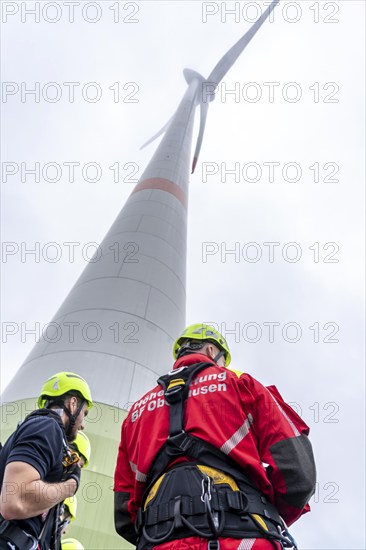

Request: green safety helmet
left=61, top=539, right=84, bottom=550
left=38, top=372, right=93, bottom=410
left=63, top=496, right=77, bottom=521
left=173, top=323, right=231, bottom=366
left=71, top=431, right=91, bottom=468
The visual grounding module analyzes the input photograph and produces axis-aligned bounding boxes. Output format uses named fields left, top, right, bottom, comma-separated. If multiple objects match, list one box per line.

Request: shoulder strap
left=157, top=361, right=213, bottom=436
left=148, top=363, right=258, bottom=493
left=145, top=361, right=213, bottom=485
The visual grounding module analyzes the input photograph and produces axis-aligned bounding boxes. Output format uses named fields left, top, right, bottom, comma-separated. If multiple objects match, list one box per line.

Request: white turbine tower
left=1, top=2, right=278, bottom=548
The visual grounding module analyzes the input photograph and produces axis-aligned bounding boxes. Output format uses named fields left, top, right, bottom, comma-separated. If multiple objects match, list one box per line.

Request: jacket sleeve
left=246, top=376, right=316, bottom=525
left=114, top=491, right=137, bottom=545
left=114, top=419, right=138, bottom=544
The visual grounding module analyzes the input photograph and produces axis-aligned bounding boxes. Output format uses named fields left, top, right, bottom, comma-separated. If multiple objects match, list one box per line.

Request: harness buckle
left=238, top=491, right=249, bottom=513
left=62, top=450, right=80, bottom=468
left=167, top=431, right=191, bottom=454
left=165, top=379, right=186, bottom=404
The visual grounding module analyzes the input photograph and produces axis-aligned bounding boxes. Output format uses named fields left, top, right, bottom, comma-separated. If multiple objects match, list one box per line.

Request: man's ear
left=67, top=396, right=77, bottom=412
left=206, top=344, right=216, bottom=360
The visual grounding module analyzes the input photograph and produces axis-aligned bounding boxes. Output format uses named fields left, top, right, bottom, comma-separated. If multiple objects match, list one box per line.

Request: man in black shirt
left=0, top=371, right=93, bottom=550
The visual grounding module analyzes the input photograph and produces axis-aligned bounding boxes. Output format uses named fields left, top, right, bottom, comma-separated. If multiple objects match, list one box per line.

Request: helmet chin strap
left=47, top=399, right=85, bottom=439
left=212, top=349, right=225, bottom=364
left=66, top=400, right=86, bottom=439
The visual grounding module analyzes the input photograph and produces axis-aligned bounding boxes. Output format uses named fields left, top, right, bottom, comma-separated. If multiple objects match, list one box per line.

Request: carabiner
left=201, top=473, right=212, bottom=502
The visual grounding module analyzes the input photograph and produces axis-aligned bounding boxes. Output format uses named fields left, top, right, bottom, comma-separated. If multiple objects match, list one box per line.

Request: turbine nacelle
left=183, top=68, right=217, bottom=105
left=142, top=0, right=279, bottom=173
left=183, top=68, right=204, bottom=86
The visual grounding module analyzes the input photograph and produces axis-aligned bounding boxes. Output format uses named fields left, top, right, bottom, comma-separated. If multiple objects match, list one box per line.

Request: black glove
left=61, top=462, right=81, bottom=492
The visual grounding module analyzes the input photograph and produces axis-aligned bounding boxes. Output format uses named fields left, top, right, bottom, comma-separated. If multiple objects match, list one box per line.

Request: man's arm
left=246, top=376, right=316, bottom=525
left=0, top=461, right=77, bottom=520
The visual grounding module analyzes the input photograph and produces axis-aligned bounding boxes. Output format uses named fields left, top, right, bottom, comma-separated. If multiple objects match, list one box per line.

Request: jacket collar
left=173, top=353, right=216, bottom=370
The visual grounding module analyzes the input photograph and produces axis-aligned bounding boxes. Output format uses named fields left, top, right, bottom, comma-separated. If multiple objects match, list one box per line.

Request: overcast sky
left=1, top=1, right=365, bottom=548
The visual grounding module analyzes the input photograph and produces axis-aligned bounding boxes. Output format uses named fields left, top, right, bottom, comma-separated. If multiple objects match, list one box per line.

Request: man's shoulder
left=16, top=411, right=65, bottom=439
left=226, top=369, right=272, bottom=394
left=227, top=366, right=245, bottom=378
left=130, top=383, right=163, bottom=408
left=226, top=367, right=255, bottom=384
left=8, top=413, right=65, bottom=462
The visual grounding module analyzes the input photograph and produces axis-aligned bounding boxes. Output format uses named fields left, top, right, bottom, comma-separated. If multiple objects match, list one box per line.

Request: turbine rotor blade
left=207, top=0, right=279, bottom=85
left=142, top=70, right=206, bottom=150
left=191, top=101, right=209, bottom=174
left=140, top=116, right=173, bottom=149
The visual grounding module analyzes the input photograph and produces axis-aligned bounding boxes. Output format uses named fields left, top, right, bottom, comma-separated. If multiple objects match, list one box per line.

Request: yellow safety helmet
left=71, top=431, right=91, bottom=468
left=63, top=496, right=77, bottom=521
left=38, top=372, right=93, bottom=409
left=61, top=538, right=84, bottom=550
left=173, top=323, right=231, bottom=366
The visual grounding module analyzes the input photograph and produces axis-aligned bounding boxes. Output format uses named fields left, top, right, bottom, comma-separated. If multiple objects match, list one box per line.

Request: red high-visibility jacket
left=151, top=537, right=281, bottom=550
left=114, top=354, right=316, bottom=546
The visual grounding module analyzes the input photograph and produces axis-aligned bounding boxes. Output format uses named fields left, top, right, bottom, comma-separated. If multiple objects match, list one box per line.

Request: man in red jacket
left=114, top=324, right=316, bottom=549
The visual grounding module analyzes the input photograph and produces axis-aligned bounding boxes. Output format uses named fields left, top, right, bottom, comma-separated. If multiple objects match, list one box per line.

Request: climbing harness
left=135, top=362, right=298, bottom=549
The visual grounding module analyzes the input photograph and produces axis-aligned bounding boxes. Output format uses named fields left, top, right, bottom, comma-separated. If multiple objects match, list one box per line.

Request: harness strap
left=148, top=431, right=274, bottom=519
left=52, top=502, right=62, bottom=550
left=141, top=490, right=247, bottom=526
left=157, top=362, right=214, bottom=437
left=0, top=517, right=37, bottom=550
left=149, top=362, right=259, bottom=494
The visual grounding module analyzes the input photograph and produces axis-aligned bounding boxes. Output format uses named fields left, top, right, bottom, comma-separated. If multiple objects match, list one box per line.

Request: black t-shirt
left=0, top=413, right=65, bottom=540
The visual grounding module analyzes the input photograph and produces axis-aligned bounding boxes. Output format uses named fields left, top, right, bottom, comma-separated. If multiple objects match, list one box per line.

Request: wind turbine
left=1, top=2, right=279, bottom=548
left=143, top=0, right=279, bottom=174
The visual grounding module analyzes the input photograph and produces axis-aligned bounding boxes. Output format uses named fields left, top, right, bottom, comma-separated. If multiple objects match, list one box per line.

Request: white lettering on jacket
left=130, top=371, right=227, bottom=422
